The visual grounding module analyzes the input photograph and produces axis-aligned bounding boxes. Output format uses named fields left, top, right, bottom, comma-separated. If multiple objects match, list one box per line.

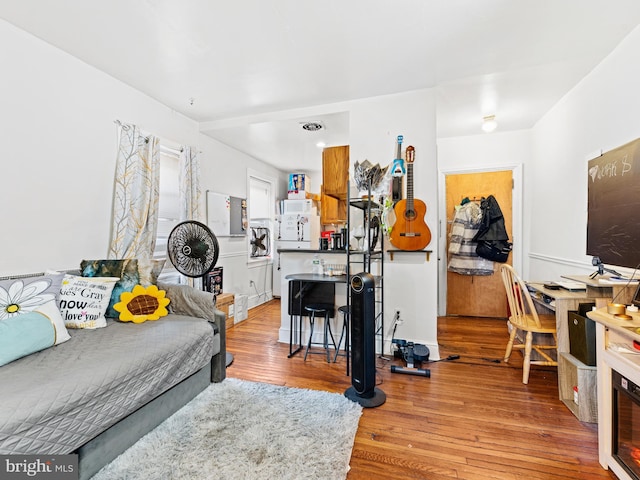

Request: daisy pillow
left=0, top=272, right=64, bottom=320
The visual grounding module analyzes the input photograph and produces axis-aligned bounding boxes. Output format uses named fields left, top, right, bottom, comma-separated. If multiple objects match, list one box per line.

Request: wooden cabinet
left=321, top=145, right=349, bottom=225
left=322, top=145, right=349, bottom=198
left=321, top=188, right=346, bottom=225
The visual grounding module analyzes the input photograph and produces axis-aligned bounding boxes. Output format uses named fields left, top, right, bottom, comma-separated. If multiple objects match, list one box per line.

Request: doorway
left=443, top=170, right=514, bottom=318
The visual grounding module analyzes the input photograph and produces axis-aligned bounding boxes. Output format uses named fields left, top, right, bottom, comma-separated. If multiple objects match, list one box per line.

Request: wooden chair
left=499, top=264, right=558, bottom=384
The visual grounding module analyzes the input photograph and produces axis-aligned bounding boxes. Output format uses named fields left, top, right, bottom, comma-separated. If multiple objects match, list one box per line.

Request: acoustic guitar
left=389, top=146, right=432, bottom=250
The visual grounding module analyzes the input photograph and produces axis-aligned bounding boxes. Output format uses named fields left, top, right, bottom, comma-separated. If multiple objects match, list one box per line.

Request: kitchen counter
left=277, top=249, right=348, bottom=345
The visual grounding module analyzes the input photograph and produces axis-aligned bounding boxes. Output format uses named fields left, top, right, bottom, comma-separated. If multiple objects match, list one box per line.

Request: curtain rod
left=115, top=119, right=201, bottom=153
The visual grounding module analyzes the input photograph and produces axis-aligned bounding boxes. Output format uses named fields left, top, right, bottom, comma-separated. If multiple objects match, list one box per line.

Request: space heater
left=344, top=272, right=386, bottom=408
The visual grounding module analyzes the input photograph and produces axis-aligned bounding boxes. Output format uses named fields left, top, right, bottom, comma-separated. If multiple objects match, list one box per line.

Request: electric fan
left=250, top=227, right=270, bottom=257
left=167, top=220, right=220, bottom=289
left=167, top=220, right=233, bottom=366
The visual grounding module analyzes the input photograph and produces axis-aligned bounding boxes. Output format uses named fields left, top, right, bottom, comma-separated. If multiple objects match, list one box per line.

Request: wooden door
left=445, top=171, right=513, bottom=317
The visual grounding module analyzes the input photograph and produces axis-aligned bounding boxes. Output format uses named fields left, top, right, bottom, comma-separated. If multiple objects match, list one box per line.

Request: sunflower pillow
left=114, top=285, right=170, bottom=323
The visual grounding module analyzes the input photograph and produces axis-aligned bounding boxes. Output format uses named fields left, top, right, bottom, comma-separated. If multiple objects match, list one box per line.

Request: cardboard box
left=215, top=293, right=235, bottom=331
left=205, top=267, right=224, bottom=296
left=288, top=173, right=310, bottom=199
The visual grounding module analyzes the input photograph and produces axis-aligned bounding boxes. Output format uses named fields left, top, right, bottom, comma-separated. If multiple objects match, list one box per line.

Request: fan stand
left=208, top=279, right=234, bottom=368
left=166, top=221, right=233, bottom=369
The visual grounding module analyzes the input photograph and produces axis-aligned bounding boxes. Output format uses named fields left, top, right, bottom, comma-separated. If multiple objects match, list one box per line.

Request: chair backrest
left=499, top=264, right=542, bottom=329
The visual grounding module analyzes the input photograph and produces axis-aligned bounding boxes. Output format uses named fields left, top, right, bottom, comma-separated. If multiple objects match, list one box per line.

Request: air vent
left=301, top=122, right=323, bottom=132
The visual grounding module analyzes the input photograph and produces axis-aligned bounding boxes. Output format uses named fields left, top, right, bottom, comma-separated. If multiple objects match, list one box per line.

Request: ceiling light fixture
left=301, top=122, right=323, bottom=132
left=316, top=141, right=326, bottom=148
left=482, top=115, right=497, bottom=133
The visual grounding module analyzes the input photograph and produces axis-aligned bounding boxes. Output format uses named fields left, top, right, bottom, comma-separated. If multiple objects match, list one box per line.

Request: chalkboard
left=587, top=137, right=640, bottom=268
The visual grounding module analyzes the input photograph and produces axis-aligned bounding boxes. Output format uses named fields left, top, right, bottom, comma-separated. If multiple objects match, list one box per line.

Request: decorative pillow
left=80, top=259, right=139, bottom=318
left=137, top=258, right=166, bottom=286
left=0, top=272, right=64, bottom=320
left=0, top=300, right=71, bottom=366
left=157, top=282, right=216, bottom=320
left=114, top=284, right=170, bottom=323
left=58, top=275, right=118, bottom=329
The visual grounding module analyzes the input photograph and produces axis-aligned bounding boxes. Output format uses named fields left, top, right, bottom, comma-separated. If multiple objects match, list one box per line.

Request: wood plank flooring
left=225, top=300, right=616, bottom=480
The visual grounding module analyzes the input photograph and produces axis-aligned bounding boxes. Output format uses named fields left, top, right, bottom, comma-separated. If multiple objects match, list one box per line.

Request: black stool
left=303, top=303, right=336, bottom=362
left=334, top=305, right=351, bottom=374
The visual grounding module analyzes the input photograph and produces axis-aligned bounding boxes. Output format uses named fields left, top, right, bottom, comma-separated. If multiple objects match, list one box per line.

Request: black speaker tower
left=345, top=272, right=386, bottom=408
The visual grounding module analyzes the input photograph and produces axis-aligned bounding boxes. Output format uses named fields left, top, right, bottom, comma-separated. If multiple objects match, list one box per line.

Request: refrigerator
left=272, top=200, right=320, bottom=297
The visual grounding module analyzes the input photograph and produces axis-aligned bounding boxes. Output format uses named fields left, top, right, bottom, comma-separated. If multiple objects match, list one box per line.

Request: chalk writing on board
left=588, top=154, right=633, bottom=182
left=587, top=137, right=640, bottom=269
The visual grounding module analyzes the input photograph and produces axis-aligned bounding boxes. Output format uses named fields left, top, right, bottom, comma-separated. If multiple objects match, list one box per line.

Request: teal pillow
left=0, top=310, right=56, bottom=366
left=80, top=259, right=139, bottom=318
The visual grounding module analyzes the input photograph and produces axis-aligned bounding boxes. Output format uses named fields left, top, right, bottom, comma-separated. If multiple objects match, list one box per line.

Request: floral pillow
left=0, top=272, right=64, bottom=320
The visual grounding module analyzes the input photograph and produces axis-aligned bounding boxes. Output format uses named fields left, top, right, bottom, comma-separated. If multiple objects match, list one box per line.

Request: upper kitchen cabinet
left=321, top=145, right=349, bottom=225
left=322, top=146, right=349, bottom=198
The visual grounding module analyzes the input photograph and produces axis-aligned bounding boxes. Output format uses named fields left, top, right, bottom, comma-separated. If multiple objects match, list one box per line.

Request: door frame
left=437, top=164, right=523, bottom=316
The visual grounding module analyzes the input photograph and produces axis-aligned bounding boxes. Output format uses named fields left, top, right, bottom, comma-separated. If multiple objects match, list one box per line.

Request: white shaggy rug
left=91, top=378, right=363, bottom=480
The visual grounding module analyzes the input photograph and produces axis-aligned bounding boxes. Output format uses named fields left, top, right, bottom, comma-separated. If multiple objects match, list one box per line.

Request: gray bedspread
left=0, top=315, right=215, bottom=455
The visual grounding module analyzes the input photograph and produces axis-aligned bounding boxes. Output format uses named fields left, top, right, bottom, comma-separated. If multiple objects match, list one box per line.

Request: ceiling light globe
left=482, top=115, right=497, bottom=133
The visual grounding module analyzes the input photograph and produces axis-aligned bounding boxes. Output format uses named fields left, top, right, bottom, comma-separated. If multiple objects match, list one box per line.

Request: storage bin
left=568, top=302, right=596, bottom=366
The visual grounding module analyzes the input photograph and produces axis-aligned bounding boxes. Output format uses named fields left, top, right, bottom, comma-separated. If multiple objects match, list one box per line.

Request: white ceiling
left=2, top=0, right=640, bottom=174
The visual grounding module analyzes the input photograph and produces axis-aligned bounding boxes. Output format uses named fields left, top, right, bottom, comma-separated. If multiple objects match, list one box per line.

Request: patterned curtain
left=179, top=146, right=202, bottom=222
left=178, top=146, right=202, bottom=287
left=108, top=122, right=160, bottom=260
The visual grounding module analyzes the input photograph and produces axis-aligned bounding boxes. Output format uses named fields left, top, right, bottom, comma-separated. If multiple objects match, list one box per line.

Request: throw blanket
left=0, top=316, right=214, bottom=455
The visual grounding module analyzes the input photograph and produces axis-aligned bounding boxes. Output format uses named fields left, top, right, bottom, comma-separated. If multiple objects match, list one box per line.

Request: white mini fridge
left=272, top=202, right=320, bottom=297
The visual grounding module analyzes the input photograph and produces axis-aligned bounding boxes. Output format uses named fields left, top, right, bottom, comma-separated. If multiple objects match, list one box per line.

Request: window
left=155, top=145, right=181, bottom=279
left=247, top=170, right=275, bottom=261
left=249, top=176, right=272, bottom=220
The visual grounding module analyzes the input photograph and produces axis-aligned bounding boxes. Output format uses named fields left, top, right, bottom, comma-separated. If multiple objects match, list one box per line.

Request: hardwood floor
left=225, top=300, right=616, bottom=480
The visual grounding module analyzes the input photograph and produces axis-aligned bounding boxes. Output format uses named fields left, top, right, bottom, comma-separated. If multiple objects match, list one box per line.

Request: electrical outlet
left=395, top=309, right=401, bottom=319
left=249, top=280, right=255, bottom=286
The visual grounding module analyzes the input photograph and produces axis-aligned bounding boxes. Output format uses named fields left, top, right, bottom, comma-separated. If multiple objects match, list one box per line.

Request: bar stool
left=303, top=303, right=336, bottom=362
left=334, top=305, right=351, bottom=374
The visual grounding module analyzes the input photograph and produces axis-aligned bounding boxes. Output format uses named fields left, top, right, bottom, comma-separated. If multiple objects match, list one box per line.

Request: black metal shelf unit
left=346, top=181, right=385, bottom=356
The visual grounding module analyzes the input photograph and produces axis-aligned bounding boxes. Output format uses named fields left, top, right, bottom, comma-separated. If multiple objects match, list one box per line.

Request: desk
left=527, top=282, right=597, bottom=422
left=285, top=273, right=347, bottom=358
left=562, top=274, right=638, bottom=304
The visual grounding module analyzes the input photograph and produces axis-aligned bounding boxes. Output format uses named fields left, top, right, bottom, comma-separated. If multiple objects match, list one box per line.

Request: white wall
left=349, top=89, right=439, bottom=356
left=528, top=24, right=640, bottom=281
left=436, top=25, right=640, bottom=287
left=198, top=134, right=286, bottom=311
left=0, top=19, right=195, bottom=275
left=0, top=17, right=286, bottom=304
